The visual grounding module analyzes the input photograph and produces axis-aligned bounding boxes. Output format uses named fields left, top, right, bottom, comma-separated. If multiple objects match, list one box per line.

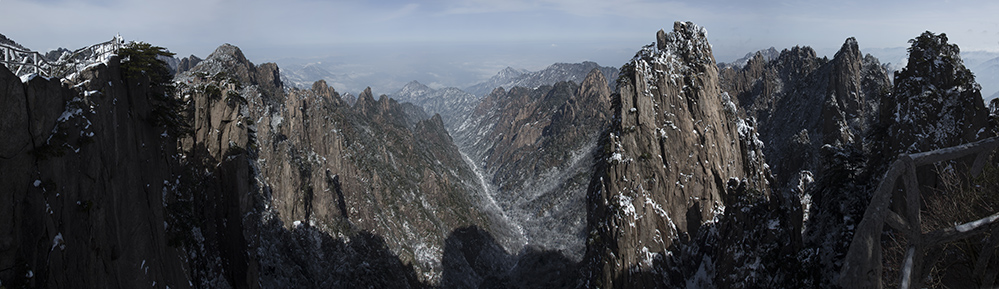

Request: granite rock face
left=0, top=57, right=189, bottom=289
left=0, top=42, right=494, bottom=288
left=176, top=55, right=202, bottom=75
left=586, top=22, right=773, bottom=288
left=172, top=44, right=493, bottom=285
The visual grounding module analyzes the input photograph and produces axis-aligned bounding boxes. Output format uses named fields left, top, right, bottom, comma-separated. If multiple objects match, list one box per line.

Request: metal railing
left=0, top=34, right=125, bottom=79
left=840, top=136, right=999, bottom=289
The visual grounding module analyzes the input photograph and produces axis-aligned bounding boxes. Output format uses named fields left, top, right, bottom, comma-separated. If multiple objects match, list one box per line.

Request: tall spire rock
left=587, top=21, right=771, bottom=288
left=829, top=37, right=863, bottom=115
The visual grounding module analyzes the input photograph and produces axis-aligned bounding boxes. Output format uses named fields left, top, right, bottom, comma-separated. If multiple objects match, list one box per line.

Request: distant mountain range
left=390, top=61, right=619, bottom=133
left=279, top=62, right=339, bottom=89
left=464, top=61, right=618, bottom=97
left=279, top=58, right=619, bottom=97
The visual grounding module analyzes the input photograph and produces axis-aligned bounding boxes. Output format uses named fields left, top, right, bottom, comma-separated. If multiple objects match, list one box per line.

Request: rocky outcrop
left=712, top=31, right=995, bottom=287
left=175, top=55, right=202, bottom=75
left=453, top=69, right=613, bottom=259
left=587, top=22, right=774, bottom=288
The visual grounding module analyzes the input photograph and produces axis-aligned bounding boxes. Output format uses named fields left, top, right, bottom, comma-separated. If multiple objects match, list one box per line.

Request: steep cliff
left=0, top=37, right=523, bottom=288
left=0, top=54, right=189, bottom=288
left=586, top=22, right=775, bottom=288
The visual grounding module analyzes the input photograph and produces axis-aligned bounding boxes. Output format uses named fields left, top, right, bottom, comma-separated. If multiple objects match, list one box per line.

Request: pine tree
left=119, top=42, right=190, bottom=136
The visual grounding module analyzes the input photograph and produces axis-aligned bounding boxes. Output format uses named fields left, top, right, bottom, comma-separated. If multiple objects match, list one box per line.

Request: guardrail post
left=900, top=160, right=922, bottom=289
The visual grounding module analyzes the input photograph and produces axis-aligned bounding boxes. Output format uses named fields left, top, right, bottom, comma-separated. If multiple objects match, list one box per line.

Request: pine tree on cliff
left=119, top=42, right=190, bottom=136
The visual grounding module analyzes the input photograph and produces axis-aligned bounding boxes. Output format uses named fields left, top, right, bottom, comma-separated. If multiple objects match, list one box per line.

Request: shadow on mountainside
left=254, top=223, right=584, bottom=288
left=169, top=143, right=583, bottom=288
left=169, top=144, right=429, bottom=289
left=440, top=226, right=583, bottom=289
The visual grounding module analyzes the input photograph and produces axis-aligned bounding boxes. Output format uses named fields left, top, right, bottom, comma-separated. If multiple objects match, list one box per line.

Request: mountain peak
left=311, top=79, right=341, bottom=104
left=187, top=43, right=256, bottom=83
left=644, top=21, right=714, bottom=66
left=881, top=30, right=991, bottom=155
left=394, top=80, right=433, bottom=102
left=206, top=43, right=249, bottom=65
left=578, top=68, right=611, bottom=104
left=402, top=80, right=429, bottom=90
left=498, top=66, right=527, bottom=77
left=835, top=37, right=861, bottom=59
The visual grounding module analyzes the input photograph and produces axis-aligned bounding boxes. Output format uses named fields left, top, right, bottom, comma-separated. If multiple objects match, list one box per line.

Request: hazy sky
left=4, top=0, right=999, bottom=93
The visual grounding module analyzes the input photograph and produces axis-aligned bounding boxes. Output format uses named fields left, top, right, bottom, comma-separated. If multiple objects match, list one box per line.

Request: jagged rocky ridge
left=172, top=43, right=500, bottom=285
left=462, top=67, right=529, bottom=98
left=717, top=47, right=780, bottom=70
left=719, top=38, right=892, bottom=195
left=3, top=23, right=998, bottom=289
left=716, top=35, right=896, bottom=287
left=0, top=41, right=500, bottom=288
left=714, top=30, right=996, bottom=288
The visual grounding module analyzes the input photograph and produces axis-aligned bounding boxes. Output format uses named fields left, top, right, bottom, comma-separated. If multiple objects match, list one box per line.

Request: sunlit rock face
left=586, top=21, right=772, bottom=288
